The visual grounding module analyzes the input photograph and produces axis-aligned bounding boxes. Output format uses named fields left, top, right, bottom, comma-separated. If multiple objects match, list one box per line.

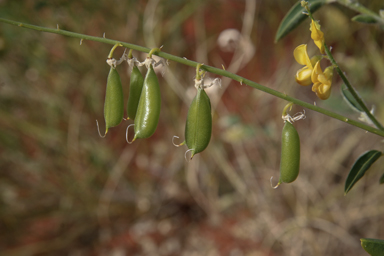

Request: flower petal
left=296, top=66, right=313, bottom=86
left=310, top=20, right=324, bottom=41
left=311, top=61, right=322, bottom=83
left=294, top=44, right=311, bottom=67
left=314, top=39, right=325, bottom=54
left=324, top=66, right=334, bottom=80
left=310, top=20, right=325, bottom=54
left=316, top=83, right=331, bottom=100
left=312, top=82, right=320, bottom=92
left=318, top=74, right=329, bottom=85
left=316, top=91, right=331, bottom=100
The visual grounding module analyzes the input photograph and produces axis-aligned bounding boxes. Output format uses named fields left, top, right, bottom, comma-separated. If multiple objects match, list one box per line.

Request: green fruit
left=127, top=65, right=144, bottom=120
left=133, top=64, right=161, bottom=140
left=104, top=66, right=124, bottom=134
left=279, top=121, right=300, bottom=184
left=361, top=238, right=384, bottom=256
left=185, top=87, right=212, bottom=159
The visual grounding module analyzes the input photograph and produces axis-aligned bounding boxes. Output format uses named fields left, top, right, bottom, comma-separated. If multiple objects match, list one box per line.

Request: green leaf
left=380, top=173, right=384, bottom=184
left=344, top=150, right=382, bottom=195
left=361, top=238, right=384, bottom=256
left=275, top=0, right=325, bottom=43
left=341, top=84, right=364, bottom=112
left=352, top=14, right=378, bottom=24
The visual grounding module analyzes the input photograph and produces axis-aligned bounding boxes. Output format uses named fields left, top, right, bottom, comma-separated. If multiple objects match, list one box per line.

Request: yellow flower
left=310, top=19, right=325, bottom=54
left=311, top=61, right=334, bottom=100
left=294, top=44, right=322, bottom=86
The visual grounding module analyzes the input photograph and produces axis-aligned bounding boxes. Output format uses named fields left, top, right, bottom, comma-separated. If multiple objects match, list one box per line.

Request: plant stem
left=1, top=17, right=384, bottom=137
left=282, top=102, right=295, bottom=117
left=196, top=63, right=204, bottom=81
left=323, top=43, right=384, bottom=130
left=334, top=0, right=384, bottom=25
left=148, top=47, right=161, bottom=58
left=107, top=43, right=122, bottom=59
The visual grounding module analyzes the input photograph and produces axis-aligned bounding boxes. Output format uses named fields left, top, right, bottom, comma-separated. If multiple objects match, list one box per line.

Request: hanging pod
left=128, top=64, right=161, bottom=142
left=97, top=43, right=124, bottom=137
left=184, top=87, right=212, bottom=159
left=271, top=103, right=303, bottom=188
left=126, top=65, right=144, bottom=120
left=100, top=66, right=124, bottom=136
left=278, top=121, right=300, bottom=185
left=173, top=63, right=215, bottom=160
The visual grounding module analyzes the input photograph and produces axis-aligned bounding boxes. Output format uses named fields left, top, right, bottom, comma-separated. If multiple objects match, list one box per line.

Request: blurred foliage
left=0, top=0, right=384, bottom=255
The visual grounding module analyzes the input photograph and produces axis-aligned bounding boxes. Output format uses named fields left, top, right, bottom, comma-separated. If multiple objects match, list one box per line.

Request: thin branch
left=1, top=17, right=384, bottom=137
left=324, top=43, right=384, bottom=131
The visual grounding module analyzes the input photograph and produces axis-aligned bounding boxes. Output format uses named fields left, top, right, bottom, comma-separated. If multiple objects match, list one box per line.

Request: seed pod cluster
left=184, top=87, right=212, bottom=159
left=278, top=121, right=300, bottom=185
left=100, top=48, right=215, bottom=160
left=99, top=46, right=163, bottom=142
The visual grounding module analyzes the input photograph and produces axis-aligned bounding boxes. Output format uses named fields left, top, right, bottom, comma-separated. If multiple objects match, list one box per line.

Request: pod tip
left=96, top=120, right=107, bottom=138
left=125, top=124, right=135, bottom=144
left=184, top=149, right=194, bottom=162
left=270, top=176, right=281, bottom=189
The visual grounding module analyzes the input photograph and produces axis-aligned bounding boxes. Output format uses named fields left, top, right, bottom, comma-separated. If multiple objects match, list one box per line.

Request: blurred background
left=0, top=0, right=384, bottom=255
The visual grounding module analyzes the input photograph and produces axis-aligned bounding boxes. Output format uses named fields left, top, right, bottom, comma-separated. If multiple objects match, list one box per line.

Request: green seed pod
left=185, top=87, right=212, bottom=159
left=103, top=66, right=124, bottom=135
left=126, top=65, right=144, bottom=120
left=279, top=121, right=300, bottom=184
left=132, top=64, right=161, bottom=140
